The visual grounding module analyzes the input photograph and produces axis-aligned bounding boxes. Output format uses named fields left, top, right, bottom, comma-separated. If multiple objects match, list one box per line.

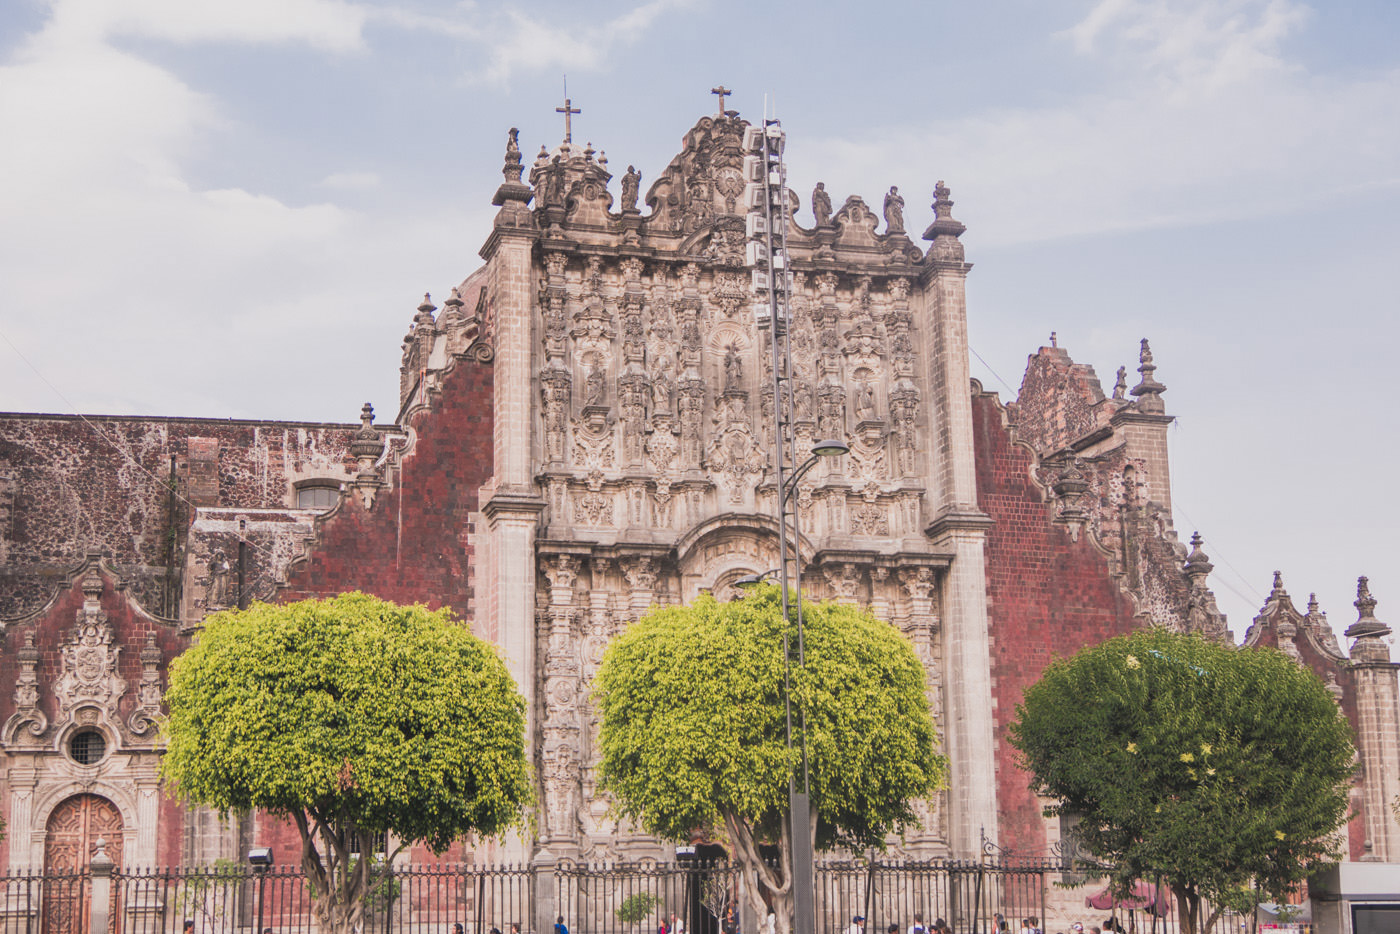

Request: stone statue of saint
left=812, top=182, right=833, bottom=227
left=585, top=363, right=605, bottom=407
left=650, top=353, right=673, bottom=410
left=723, top=345, right=743, bottom=392
left=1113, top=366, right=1128, bottom=400
left=621, top=165, right=641, bottom=212
left=855, top=381, right=878, bottom=421
left=883, top=186, right=905, bottom=234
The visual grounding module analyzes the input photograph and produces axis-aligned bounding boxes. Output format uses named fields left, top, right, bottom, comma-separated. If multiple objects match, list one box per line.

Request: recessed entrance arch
left=43, top=793, right=124, bottom=934
left=674, top=513, right=815, bottom=603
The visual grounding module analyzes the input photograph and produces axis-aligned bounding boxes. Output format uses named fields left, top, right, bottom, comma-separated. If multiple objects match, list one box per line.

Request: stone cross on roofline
left=711, top=85, right=732, bottom=113
left=556, top=92, right=581, bottom=144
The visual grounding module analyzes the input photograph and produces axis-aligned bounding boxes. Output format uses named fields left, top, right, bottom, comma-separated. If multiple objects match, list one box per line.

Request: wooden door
left=43, top=794, right=124, bottom=934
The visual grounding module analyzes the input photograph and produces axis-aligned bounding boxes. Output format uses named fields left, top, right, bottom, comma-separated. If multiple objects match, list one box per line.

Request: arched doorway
left=43, top=794, right=124, bottom=934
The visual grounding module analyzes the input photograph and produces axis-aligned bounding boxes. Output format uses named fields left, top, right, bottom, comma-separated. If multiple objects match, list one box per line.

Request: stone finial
left=1270, top=570, right=1286, bottom=597
left=350, top=403, right=385, bottom=509
left=1049, top=331, right=1057, bottom=348
left=1356, top=576, right=1377, bottom=618
left=415, top=293, right=436, bottom=325
left=1346, top=576, right=1390, bottom=640
left=82, top=566, right=104, bottom=601
left=1184, top=531, right=1214, bottom=580
left=350, top=403, right=382, bottom=462
left=1129, top=338, right=1167, bottom=413
left=90, top=838, right=114, bottom=875
left=922, top=180, right=967, bottom=253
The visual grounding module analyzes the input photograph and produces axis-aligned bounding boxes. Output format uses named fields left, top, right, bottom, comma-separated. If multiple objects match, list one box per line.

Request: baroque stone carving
left=128, top=632, right=164, bottom=736
left=7, top=631, right=48, bottom=740
left=705, top=423, right=767, bottom=505
left=53, top=570, right=127, bottom=725
left=542, top=366, right=572, bottom=463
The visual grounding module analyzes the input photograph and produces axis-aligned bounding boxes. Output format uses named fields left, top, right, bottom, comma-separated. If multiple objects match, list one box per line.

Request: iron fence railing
left=0, top=858, right=1056, bottom=934
left=0, top=867, right=90, bottom=934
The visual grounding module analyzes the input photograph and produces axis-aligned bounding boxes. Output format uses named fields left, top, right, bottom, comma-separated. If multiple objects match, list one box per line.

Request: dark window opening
left=69, top=730, right=106, bottom=765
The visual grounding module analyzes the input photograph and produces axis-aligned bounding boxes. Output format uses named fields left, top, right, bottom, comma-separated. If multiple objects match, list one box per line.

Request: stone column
left=6, top=765, right=37, bottom=869
left=919, top=184, right=997, bottom=857
left=540, top=555, right=582, bottom=855
left=481, top=178, right=546, bottom=865
left=899, top=565, right=946, bottom=852
left=1345, top=579, right=1400, bottom=861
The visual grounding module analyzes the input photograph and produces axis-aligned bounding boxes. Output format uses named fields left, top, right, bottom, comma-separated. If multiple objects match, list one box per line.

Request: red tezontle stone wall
left=278, top=357, right=494, bottom=627
left=972, top=391, right=1140, bottom=855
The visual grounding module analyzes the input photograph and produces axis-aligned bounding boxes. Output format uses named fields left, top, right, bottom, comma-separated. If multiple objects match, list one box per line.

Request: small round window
left=69, top=730, right=107, bottom=765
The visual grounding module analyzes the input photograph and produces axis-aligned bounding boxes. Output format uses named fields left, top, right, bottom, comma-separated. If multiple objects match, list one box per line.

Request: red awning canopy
left=1085, top=881, right=1172, bottom=917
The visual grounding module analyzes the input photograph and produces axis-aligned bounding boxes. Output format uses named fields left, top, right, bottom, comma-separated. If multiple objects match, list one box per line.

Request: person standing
left=722, top=900, right=739, bottom=934
left=848, top=916, right=866, bottom=934
left=555, top=916, right=569, bottom=934
left=908, top=913, right=927, bottom=934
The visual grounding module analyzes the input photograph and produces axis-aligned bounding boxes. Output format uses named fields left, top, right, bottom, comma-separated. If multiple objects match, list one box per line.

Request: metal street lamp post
left=742, top=110, right=848, bottom=934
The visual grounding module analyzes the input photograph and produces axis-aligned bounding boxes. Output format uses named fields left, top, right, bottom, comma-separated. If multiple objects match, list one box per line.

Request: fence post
left=89, top=839, right=114, bottom=934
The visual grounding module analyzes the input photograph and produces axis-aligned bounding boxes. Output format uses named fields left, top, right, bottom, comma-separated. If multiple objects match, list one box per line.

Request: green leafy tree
left=162, top=593, right=531, bottom=934
left=1008, top=630, right=1354, bottom=934
left=596, top=586, right=946, bottom=934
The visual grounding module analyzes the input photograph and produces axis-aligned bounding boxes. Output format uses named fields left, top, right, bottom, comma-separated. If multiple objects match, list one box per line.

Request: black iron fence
left=0, top=867, right=90, bottom=933
left=0, top=858, right=1050, bottom=934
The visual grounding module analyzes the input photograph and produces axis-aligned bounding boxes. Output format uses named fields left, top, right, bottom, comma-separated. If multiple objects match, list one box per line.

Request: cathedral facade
left=2, top=106, right=1397, bottom=876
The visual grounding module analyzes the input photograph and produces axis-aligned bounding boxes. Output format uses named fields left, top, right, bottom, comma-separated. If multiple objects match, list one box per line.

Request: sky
left=1, top=0, right=1397, bottom=645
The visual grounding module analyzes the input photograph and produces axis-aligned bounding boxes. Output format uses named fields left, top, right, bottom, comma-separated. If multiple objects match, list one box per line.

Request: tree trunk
left=1171, top=884, right=1199, bottom=934
left=313, top=897, right=367, bottom=934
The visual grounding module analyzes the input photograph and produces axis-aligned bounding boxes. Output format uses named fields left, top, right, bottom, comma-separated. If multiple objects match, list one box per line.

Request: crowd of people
left=437, top=909, right=1129, bottom=934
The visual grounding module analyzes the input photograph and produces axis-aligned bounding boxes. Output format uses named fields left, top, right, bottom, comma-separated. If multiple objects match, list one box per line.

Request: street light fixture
left=247, top=847, right=272, bottom=934
left=746, top=113, right=846, bottom=934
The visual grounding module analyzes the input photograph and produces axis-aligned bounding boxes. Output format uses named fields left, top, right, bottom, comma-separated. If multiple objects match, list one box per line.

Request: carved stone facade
left=1, top=105, right=1396, bottom=882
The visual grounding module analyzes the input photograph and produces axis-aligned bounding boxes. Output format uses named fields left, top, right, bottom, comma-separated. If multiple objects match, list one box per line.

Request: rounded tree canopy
left=595, top=586, right=946, bottom=851
left=1009, top=629, right=1355, bottom=904
left=162, top=593, right=531, bottom=852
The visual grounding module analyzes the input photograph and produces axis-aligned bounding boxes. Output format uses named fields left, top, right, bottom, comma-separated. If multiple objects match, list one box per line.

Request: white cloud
left=320, top=171, right=382, bottom=190
left=47, top=0, right=369, bottom=51
left=0, top=1, right=470, bottom=420
left=801, top=0, right=1400, bottom=247
left=373, top=0, right=695, bottom=85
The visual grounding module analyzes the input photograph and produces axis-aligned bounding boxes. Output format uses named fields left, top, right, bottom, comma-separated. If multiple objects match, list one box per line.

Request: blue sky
left=1, top=0, right=1397, bottom=644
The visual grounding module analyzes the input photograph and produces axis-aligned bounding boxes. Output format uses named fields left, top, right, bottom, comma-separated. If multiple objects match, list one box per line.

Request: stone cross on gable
left=711, top=85, right=731, bottom=112
left=556, top=96, right=581, bottom=144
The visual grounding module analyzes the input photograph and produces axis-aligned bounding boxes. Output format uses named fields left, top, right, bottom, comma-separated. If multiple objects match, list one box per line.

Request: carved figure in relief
left=650, top=353, right=674, bottom=412
left=883, top=186, right=905, bottom=234
left=723, top=344, right=743, bottom=392
left=812, top=183, right=833, bottom=227
left=584, top=361, right=606, bottom=407
left=855, top=379, right=878, bottom=422
left=621, top=165, right=641, bottom=212
left=653, top=479, right=676, bottom=528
